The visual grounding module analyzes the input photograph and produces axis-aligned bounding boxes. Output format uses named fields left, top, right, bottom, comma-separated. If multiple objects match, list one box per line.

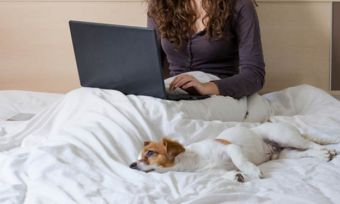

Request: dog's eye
left=146, top=150, right=156, bottom=157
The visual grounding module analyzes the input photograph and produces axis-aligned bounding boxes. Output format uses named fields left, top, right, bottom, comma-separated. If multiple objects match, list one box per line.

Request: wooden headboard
left=0, top=0, right=336, bottom=95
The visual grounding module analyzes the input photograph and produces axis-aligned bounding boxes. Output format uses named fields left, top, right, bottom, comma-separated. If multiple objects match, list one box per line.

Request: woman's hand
left=169, top=74, right=220, bottom=95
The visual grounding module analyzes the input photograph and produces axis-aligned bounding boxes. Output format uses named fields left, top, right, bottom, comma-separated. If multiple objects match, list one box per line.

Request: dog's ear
left=162, top=138, right=185, bottom=160
left=144, top=141, right=151, bottom=146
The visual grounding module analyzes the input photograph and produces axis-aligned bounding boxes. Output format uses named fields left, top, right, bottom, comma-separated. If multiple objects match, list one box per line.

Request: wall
left=0, top=0, right=147, bottom=92
left=0, top=0, right=336, bottom=94
left=258, top=0, right=332, bottom=93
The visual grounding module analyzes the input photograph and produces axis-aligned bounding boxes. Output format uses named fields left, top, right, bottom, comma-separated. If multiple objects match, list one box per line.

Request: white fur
left=135, top=122, right=337, bottom=182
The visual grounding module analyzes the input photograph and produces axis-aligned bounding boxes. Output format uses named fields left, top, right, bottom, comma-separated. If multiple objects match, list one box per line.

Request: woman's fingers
left=181, top=81, right=196, bottom=89
left=170, top=74, right=194, bottom=90
left=172, top=75, right=189, bottom=86
left=173, top=80, right=219, bottom=96
left=170, top=75, right=184, bottom=90
left=175, top=77, right=194, bottom=89
left=182, top=81, right=204, bottom=95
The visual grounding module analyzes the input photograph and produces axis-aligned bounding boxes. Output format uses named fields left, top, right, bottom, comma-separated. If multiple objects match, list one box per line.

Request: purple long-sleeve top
left=147, top=0, right=265, bottom=99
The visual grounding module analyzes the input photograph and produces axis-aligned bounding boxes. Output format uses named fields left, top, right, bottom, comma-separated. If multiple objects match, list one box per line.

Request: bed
left=1, top=74, right=340, bottom=203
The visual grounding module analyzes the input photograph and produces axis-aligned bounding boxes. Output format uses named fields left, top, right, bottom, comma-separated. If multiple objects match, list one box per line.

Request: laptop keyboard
left=166, top=94, right=210, bottom=101
left=165, top=87, right=210, bottom=101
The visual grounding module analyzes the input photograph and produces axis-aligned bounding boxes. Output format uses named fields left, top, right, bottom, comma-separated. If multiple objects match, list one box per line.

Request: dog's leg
left=272, top=135, right=337, bottom=161
left=279, top=148, right=337, bottom=161
left=254, top=123, right=324, bottom=149
left=226, top=144, right=264, bottom=179
left=255, top=124, right=337, bottom=161
left=260, top=128, right=316, bottom=150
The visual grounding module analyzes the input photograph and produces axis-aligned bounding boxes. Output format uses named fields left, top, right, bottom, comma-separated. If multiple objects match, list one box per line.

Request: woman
left=146, top=0, right=265, bottom=99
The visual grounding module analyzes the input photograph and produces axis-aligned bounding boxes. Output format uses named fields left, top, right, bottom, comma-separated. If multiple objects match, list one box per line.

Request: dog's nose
left=129, top=162, right=138, bottom=169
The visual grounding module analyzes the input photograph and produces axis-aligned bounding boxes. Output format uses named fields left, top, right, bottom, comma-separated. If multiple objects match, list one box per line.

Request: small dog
left=130, top=123, right=337, bottom=182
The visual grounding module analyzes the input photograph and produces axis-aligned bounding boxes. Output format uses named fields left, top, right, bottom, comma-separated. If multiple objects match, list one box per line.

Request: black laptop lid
left=69, top=20, right=166, bottom=99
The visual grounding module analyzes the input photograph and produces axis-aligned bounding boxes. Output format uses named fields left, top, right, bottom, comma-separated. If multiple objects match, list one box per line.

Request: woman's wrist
left=203, top=82, right=220, bottom=95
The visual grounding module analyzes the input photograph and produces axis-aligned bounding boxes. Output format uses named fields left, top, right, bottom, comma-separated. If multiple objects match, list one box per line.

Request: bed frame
left=0, top=0, right=337, bottom=96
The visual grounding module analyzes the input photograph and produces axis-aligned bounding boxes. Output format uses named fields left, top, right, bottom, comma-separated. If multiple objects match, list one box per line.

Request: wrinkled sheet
left=0, top=90, right=63, bottom=139
left=1, top=84, right=340, bottom=204
left=0, top=90, right=62, bottom=121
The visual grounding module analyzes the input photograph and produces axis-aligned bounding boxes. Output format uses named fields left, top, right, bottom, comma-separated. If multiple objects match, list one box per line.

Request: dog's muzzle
left=129, top=161, right=155, bottom=173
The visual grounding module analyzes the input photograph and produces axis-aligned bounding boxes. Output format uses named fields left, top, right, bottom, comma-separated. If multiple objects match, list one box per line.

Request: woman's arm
left=212, top=0, right=265, bottom=99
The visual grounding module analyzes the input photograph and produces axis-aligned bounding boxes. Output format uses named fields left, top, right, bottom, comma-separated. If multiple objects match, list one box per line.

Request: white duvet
left=1, top=83, right=340, bottom=204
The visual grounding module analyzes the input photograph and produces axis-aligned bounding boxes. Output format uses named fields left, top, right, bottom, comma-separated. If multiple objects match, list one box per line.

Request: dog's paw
left=322, top=148, right=337, bottom=161
left=243, top=166, right=264, bottom=180
left=234, top=172, right=245, bottom=183
left=258, top=170, right=265, bottom=179
left=328, top=149, right=337, bottom=161
left=315, top=148, right=337, bottom=161
left=223, top=171, right=247, bottom=183
left=248, top=170, right=264, bottom=179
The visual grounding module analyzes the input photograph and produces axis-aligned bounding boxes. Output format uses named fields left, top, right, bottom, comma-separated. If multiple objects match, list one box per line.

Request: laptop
left=69, top=20, right=210, bottom=101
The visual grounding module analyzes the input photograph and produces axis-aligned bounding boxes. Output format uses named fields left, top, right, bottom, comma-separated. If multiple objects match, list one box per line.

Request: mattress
left=0, top=82, right=340, bottom=204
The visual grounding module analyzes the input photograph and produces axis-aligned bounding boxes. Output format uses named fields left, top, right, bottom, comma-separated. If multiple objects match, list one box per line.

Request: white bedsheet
left=0, top=90, right=62, bottom=121
left=1, top=84, right=340, bottom=204
left=0, top=90, right=63, bottom=139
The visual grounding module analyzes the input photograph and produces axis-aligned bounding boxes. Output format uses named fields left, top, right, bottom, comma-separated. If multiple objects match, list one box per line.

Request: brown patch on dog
left=144, top=141, right=151, bottom=146
left=215, top=139, right=231, bottom=145
left=162, top=138, right=185, bottom=160
left=141, top=138, right=185, bottom=168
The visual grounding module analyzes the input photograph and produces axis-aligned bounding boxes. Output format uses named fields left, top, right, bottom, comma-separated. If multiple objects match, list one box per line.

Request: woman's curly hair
left=146, top=0, right=235, bottom=48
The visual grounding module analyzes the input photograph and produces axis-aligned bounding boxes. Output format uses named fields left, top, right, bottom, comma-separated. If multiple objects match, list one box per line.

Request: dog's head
left=129, top=138, right=185, bottom=173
